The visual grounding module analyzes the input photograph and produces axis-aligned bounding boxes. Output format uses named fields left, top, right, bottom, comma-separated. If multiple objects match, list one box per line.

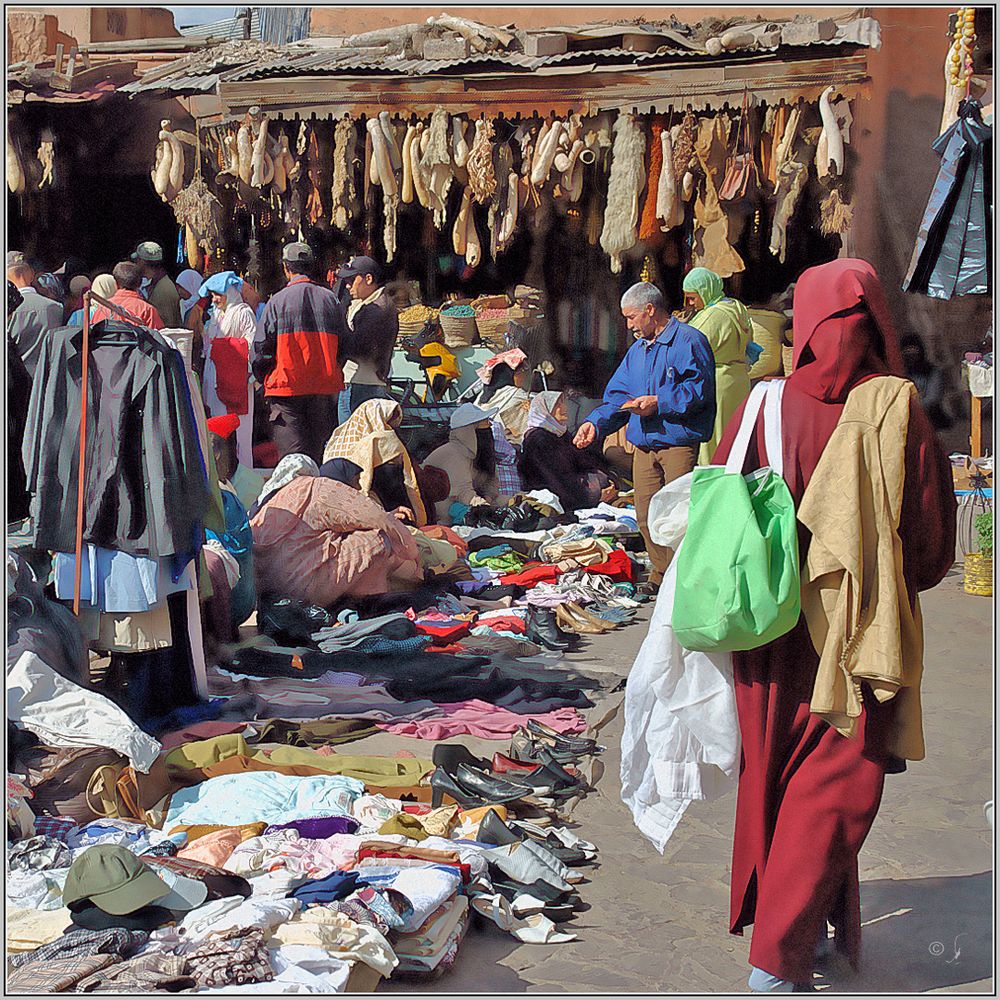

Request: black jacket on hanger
left=22, top=321, right=210, bottom=566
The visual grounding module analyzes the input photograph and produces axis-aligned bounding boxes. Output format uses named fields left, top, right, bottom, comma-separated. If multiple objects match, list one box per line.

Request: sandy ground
left=359, top=564, right=993, bottom=993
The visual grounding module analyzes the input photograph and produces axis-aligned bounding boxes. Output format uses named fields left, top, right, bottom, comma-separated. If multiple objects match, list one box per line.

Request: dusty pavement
left=374, top=564, right=993, bottom=994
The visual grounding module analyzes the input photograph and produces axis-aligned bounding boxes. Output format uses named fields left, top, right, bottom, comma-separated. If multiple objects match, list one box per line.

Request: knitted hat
left=206, top=414, right=241, bottom=438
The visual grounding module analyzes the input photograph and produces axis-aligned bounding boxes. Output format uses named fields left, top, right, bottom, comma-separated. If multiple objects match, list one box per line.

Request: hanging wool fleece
left=600, top=114, right=647, bottom=274
left=638, top=116, right=666, bottom=244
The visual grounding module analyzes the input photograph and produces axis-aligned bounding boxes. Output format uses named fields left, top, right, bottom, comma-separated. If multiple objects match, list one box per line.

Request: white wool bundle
left=422, top=107, right=454, bottom=228
left=330, top=118, right=358, bottom=230
left=600, top=113, right=647, bottom=274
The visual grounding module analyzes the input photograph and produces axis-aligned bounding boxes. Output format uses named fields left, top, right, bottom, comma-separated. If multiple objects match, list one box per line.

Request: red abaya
left=713, top=260, right=956, bottom=984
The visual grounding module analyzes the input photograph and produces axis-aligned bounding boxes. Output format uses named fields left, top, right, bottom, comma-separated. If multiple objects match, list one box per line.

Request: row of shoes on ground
left=470, top=810, right=596, bottom=939
left=430, top=723, right=604, bottom=804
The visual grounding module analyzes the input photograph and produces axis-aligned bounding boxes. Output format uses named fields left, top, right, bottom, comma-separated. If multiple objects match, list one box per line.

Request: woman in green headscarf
left=682, top=267, right=753, bottom=464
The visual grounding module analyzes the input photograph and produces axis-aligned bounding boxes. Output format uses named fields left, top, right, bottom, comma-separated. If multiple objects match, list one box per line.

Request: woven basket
left=439, top=302, right=477, bottom=349
left=472, top=293, right=511, bottom=311
left=782, top=345, right=795, bottom=377
left=475, top=308, right=513, bottom=347
left=399, top=316, right=437, bottom=340
left=964, top=552, right=993, bottom=596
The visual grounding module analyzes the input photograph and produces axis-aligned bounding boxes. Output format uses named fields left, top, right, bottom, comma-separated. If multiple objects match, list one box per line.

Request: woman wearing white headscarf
left=519, top=391, right=616, bottom=512
left=175, top=269, right=206, bottom=372
left=67, top=273, right=117, bottom=326
left=248, top=453, right=320, bottom=517
left=423, top=403, right=501, bottom=525
left=200, top=271, right=258, bottom=468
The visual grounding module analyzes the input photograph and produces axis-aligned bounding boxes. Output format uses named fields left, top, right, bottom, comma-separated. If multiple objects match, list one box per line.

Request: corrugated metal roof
left=179, top=9, right=261, bottom=41
left=123, top=13, right=879, bottom=97
left=120, top=39, right=287, bottom=93
left=257, top=7, right=311, bottom=45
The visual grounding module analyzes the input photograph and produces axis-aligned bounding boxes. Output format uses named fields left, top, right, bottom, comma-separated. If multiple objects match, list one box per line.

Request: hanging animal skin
left=305, top=127, right=324, bottom=225
left=36, top=129, right=55, bottom=189
left=467, top=118, right=497, bottom=204
left=600, top=113, right=647, bottom=273
left=330, top=118, right=358, bottom=228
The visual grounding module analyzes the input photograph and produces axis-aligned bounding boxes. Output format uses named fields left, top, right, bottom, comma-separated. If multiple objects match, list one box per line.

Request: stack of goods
left=963, top=350, right=994, bottom=400
left=9, top=464, right=648, bottom=987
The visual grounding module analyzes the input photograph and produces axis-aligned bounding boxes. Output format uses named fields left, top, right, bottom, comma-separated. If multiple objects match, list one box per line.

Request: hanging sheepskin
left=600, top=113, right=647, bottom=274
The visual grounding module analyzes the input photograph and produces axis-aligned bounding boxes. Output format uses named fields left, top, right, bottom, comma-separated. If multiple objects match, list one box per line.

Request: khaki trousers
left=632, top=444, right=698, bottom=584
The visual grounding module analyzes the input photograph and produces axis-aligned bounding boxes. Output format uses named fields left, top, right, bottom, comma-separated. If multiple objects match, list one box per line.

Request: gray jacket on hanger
left=22, top=322, right=210, bottom=568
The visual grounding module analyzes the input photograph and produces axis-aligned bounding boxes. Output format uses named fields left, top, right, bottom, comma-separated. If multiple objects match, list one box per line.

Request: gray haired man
left=573, top=281, right=716, bottom=590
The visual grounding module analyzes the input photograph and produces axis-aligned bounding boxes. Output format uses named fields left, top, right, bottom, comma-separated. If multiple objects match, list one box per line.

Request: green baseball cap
left=131, top=241, right=164, bottom=263
left=63, top=845, right=174, bottom=915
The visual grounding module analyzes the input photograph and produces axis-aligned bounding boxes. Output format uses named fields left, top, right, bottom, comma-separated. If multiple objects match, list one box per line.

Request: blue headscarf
left=198, top=270, right=244, bottom=299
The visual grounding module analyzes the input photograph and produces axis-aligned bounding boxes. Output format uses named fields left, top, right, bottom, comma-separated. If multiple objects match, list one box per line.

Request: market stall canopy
left=117, top=11, right=880, bottom=117
left=7, top=57, right=137, bottom=105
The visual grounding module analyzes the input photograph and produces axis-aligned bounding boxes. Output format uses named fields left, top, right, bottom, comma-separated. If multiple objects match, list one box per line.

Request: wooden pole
left=72, top=291, right=91, bottom=615
left=971, top=393, right=983, bottom=457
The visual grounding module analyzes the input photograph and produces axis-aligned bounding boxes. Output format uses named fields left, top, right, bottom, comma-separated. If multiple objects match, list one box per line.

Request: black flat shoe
left=490, top=876, right=571, bottom=905
left=541, top=843, right=591, bottom=866
left=536, top=902, right=579, bottom=923
left=529, top=748, right=591, bottom=793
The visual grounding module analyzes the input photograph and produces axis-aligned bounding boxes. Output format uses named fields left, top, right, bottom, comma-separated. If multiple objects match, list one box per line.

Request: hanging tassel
left=176, top=228, right=185, bottom=266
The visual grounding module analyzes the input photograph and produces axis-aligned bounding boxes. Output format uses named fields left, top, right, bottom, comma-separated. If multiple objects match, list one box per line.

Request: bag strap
left=762, top=380, right=786, bottom=479
left=724, top=383, right=769, bottom=474
left=724, top=381, right=785, bottom=477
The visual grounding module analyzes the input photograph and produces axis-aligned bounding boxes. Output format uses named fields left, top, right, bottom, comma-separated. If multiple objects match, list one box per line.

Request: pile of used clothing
left=7, top=491, right=647, bottom=990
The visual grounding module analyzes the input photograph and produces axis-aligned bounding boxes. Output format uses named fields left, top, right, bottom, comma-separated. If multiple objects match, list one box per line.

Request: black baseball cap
left=337, top=255, right=379, bottom=280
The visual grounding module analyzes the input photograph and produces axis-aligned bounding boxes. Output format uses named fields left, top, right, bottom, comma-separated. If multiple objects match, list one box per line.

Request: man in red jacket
left=253, top=242, right=346, bottom=463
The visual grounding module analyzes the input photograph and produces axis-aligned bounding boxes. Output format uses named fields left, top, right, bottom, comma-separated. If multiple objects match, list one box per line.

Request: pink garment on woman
left=377, top=700, right=586, bottom=741
left=251, top=477, right=420, bottom=608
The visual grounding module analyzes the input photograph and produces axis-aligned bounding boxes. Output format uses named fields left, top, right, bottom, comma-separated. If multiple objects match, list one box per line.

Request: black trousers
left=104, top=592, right=198, bottom=729
left=266, top=394, right=339, bottom=465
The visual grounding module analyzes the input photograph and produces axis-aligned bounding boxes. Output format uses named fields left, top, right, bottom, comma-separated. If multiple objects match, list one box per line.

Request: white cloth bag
left=619, top=471, right=740, bottom=853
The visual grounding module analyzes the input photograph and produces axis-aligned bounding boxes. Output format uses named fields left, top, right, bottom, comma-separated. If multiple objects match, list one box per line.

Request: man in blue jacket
left=574, top=282, right=715, bottom=591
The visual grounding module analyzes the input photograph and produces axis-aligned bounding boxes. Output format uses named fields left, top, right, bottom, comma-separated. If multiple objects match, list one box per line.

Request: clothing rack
left=72, top=291, right=155, bottom=615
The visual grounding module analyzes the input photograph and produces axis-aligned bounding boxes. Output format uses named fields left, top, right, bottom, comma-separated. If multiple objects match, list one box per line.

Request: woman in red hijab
left=713, top=259, right=956, bottom=991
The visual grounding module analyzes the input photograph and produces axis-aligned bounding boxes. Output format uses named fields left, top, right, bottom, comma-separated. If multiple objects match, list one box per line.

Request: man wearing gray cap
left=132, top=241, right=182, bottom=327
left=253, top=241, right=347, bottom=463
left=6, top=251, right=64, bottom=379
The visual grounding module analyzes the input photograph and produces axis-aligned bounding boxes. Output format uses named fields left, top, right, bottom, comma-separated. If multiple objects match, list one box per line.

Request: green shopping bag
left=672, top=381, right=800, bottom=652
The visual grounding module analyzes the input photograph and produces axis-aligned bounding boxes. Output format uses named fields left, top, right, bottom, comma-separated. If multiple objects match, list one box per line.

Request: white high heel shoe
left=471, top=893, right=577, bottom=944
